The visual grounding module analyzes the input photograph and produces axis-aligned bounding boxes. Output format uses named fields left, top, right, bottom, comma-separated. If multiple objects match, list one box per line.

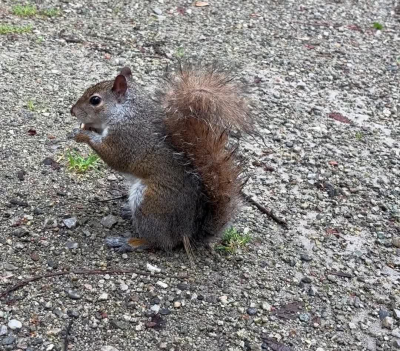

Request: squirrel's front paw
left=68, top=128, right=80, bottom=140
left=70, top=128, right=90, bottom=143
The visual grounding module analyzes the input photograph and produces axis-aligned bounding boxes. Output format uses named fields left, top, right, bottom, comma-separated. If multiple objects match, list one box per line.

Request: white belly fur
left=124, top=174, right=146, bottom=213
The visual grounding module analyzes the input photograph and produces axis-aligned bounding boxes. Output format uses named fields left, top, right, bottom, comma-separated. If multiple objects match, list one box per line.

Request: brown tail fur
left=158, top=63, right=253, bottom=237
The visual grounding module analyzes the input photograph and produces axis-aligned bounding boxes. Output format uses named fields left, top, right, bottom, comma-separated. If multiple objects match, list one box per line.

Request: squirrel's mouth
left=80, top=123, right=102, bottom=134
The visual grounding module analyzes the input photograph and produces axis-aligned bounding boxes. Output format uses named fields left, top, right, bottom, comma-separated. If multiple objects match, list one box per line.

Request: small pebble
left=219, top=295, right=228, bottom=304
left=47, top=260, right=58, bottom=269
left=382, top=316, right=394, bottom=329
left=17, top=170, right=26, bottom=181
left=300, top=254, right=313, bottom=262
left=299, top=313, right=310, bottom=322
left=393, top=237, right=400, bottom=248
left=30, top=252, right=40, bottom=261
left=110, top=320, right=127, bottom=330
left=100, top=347, right=120, bottom=351
left=393, top=340, right=400, bottom=349
left=0, top=325, right=8, bottom=335
left=177, top=283, right=189, bottom=290
left=101, top=215, right=118, bottom=229
left=4, top=263, right=18, bottom=271
left=67, top=310, right=80, bottom=318
left=66, top=289, right=81, bottom=300
left=297, top=81, right=307, bottom=89
left=151, top=305, right=160, bottom=313
left=156, top=281, right=168, bottom=289
left=392, top=328, right=400, bottom=338
left=327, top=275, right=337, bottom=282
left=379, top=309, right=389, bottom=320
left=65, top=241, right=79, bottom=249
left=348, top=322, right=357, bottom=330
left=159, top=308, right=170, bottom=315
left=261, top=302, right=271, bottom=311
left=8, top=319, right=22, bottom=330
left=63, top=217, right=77, bottom=229
left=17, top=339, right=28, bottom=349
left=2, top=336, right=16, bottom=345
left=146, top=263, right=161, bottom=273
left=99, top=293, right=109, bottom=301
left=247, top=307, right=257, bottom=316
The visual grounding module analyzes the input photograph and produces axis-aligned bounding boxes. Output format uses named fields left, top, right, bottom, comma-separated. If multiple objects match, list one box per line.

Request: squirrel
left=70, top=63, right=253, bottom=254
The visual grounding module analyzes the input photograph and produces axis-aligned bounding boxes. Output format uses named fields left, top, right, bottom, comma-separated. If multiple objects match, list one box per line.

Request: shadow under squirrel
left=70, top=64, right=254, bottom=254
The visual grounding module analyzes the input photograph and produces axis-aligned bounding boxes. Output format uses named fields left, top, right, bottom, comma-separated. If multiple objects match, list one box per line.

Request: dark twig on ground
left=1, top=268, right=165, bottom=300
left=242, top=192, right=288, bottom=228
left=326, top=270, right=353, bottom=279
left=96, top=194, right=128, bottom=202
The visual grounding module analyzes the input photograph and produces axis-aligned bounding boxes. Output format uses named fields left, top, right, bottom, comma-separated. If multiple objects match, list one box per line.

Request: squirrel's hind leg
left=120, top=203, right=132, bottom=220
left=105, top=236, right=150, bottom=253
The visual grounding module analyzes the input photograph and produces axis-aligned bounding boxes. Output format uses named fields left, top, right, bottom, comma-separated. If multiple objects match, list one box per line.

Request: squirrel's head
left=70, top=67, right=133, bottom=133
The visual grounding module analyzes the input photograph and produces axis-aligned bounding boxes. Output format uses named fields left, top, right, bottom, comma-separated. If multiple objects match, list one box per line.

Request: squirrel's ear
left=120, top=67, right=132, bottom=79
left=112, top=75, right=127, bottom=96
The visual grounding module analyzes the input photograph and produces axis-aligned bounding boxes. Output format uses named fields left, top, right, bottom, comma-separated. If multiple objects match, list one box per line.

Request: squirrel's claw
left=68, top=128, right=81, bottom=140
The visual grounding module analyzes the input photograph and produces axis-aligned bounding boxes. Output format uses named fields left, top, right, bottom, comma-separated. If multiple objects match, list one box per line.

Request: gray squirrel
left=70, top=64, right=253, bottom=254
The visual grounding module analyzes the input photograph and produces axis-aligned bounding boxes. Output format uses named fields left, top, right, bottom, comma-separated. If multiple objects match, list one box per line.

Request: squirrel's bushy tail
left=158, top=63, right=253, bottom=237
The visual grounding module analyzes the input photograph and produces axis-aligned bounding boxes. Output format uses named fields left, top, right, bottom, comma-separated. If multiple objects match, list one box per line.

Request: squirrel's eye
left=89, top=96, right=102, bottom=106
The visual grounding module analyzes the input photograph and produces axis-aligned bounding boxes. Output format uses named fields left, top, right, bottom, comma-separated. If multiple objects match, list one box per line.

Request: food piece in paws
left=80, top=123, right=100, bottom=133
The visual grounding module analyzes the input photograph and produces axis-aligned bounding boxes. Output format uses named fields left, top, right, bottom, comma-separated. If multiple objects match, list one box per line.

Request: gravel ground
left=1, top=0, right=400, bottom=350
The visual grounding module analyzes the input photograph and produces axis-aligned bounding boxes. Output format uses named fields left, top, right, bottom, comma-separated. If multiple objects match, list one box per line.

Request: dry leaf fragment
left=28, top=129, right=37, bottom=136
left=328, top=112, right=351, bottom=124
left=195, top=1, right=209, bottom=7
left=272, top=301, right=304, bottom=320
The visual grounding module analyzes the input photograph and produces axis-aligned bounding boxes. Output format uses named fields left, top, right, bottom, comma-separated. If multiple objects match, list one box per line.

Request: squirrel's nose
left=70, top=105, right=75, bottom=116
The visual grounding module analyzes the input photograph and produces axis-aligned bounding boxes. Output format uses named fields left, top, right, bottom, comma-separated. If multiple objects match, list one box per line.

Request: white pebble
left=219, top=295, right=228, bottom=304
left=99, top=293, right=108, bottom=301
left=156, top=281, right=168, bottom=289
left=101, top=347, right=120, bottom=351
left=8, top=319, right=22, bottom=330
left=382, top=316, right=394, bottom=329
left=0, top=325, right=8, bottom=335
left=146, top=263, right=161, bottom=273
left=151, top=305, right=160, bottom=313
left=348, top=322, right=357, bottom=330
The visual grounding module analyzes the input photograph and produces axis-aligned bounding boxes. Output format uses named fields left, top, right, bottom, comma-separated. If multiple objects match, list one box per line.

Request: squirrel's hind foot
left=105, top=236, right=150, bottom=253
